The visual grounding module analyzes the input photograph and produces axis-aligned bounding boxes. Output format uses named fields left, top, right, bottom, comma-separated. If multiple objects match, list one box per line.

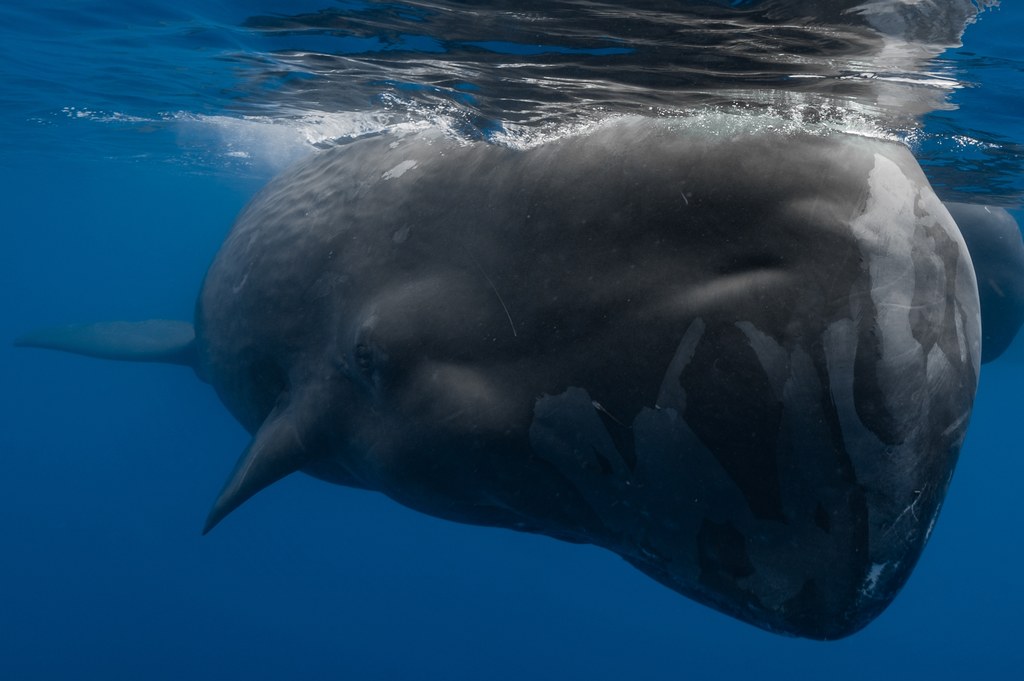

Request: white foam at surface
left=172, top=111, right=412, bottom=171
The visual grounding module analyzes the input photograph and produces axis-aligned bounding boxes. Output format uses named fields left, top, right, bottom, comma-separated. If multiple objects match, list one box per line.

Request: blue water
left=1, top=2, right=1022, bottom=679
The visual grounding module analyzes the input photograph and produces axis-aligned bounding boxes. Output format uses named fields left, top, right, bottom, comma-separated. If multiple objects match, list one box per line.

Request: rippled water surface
left=1, top=0, right=1021, bottom=201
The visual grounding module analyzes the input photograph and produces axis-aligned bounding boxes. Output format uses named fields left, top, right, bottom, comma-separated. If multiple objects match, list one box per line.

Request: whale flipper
left=15, top=320, right=197, bottom=367
left=203, top=388, right=331, bottom=534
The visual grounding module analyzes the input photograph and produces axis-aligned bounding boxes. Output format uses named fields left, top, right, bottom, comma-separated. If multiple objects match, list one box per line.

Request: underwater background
left=1, top=1, right=1022, bottom=679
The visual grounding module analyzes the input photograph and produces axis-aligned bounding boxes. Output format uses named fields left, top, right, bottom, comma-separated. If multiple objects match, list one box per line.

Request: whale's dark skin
left=17, top=117, right=982, bottom=639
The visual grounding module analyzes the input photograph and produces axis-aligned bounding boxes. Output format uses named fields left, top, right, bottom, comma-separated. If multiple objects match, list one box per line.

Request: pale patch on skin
left=852, top=154, right=927, bottom=424
left=955, top=304, right=967, bottom=364
left=925, top=342, right=951, bottom=386
left=231, top=273, right=248, bottom=293
left=655, top=317, right=705, bottom=413
left=659, top=270, right=793, bottom=319
left=952, top=239, right=983, bottom=376
left=823, top=318, right=879, bottom=460
left=860, top=562, right=889, bottom=597
left=822, top=318, right=904, bottom=551
left=407, top=360, right=515, bottom=431
left=381, top=159, right=418, bottom=180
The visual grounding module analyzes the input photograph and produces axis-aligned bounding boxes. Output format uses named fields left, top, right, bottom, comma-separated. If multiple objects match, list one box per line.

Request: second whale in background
left=945, top=202, right=1024, bottom=363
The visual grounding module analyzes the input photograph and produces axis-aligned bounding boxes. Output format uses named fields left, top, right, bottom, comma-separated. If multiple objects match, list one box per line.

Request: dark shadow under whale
left=17, top=115, right=989, bottom=639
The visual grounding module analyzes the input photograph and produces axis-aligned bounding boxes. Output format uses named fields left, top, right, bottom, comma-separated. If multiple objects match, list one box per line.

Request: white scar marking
left=382, top=159, right=417, bottom=180
left=941, top=411, right=970, bottom=438
left=885, top=491, right=923, bottom=538
left=924, top=510, right=940, bottom=542
left=955, top=304, right=966, bottom=364
left=592, top=400, right=628, bottom=428
left=476, top=265, right=517, bottom=338
left=860, top=562, right=889, bottom=596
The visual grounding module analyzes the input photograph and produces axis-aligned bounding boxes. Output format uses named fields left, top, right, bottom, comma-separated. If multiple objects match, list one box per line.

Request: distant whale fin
left=15, top=320, right=197, bottom=368
left=203, top=389, right=328, bottom=534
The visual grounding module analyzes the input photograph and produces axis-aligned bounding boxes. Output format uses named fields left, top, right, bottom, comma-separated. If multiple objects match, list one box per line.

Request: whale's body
left=19, top=117, right=987, bottom=639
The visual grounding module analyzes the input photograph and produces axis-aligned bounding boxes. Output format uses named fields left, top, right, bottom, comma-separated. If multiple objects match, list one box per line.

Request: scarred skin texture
left=190, top=117, right=981, bottom=639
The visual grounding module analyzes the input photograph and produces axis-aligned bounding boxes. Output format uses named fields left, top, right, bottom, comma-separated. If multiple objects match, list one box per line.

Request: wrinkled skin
left=20, top=117, right=982, bottom=639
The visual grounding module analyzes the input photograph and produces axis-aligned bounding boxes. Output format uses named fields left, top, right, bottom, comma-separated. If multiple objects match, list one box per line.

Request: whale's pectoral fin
left=15, top=320, right=198, bottom=368
left=203, top=390, right=328, bottom=534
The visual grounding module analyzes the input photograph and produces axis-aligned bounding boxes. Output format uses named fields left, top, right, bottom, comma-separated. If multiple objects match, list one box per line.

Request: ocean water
left=1, top=1, right=1022, bottom=679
